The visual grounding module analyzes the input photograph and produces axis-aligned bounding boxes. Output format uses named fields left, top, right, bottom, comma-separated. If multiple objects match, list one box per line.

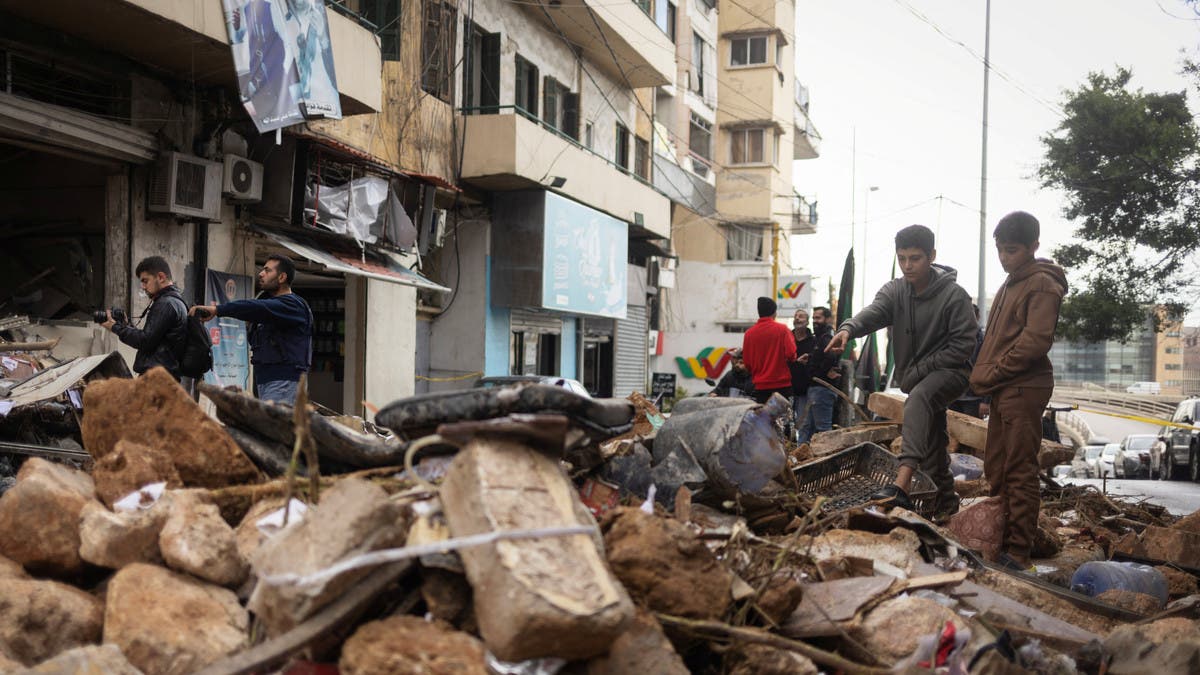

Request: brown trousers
left=984, top=385, right=1052, bottom=560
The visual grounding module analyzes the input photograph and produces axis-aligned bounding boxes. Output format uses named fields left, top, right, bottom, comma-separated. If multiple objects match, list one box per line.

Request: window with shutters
left=615, top=124, right=631, bottom=172
left=634, top=136, right=650, bottom=180
left=540, top=77, right=579, bottom=140
left=359, top=0, right=402, bottom=61
left=421, top=0, right=456, bottom=102
left=463, top=21, right=501, bottom=113
left=515, top=55, right=539, bottom=120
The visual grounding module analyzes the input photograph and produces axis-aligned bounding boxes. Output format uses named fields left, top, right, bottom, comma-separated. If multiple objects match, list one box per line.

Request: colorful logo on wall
left=676, top=347, right=733, bottom=379
left=777, top=281, right=807, bottom=300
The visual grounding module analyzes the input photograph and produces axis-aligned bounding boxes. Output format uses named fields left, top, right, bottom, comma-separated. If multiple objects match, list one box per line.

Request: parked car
left=473, top=375, right=592, bottom=398
left=1098, top=443, right=1121, bottom=478
left=1159, top=398, right=1200, bottom=481
left=1116, top=434, right=1156, bottom=479
left=1077, top=437, right=1111, bottom=478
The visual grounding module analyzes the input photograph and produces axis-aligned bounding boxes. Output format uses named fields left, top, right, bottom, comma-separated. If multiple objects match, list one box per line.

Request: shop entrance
left=581, top=318, right=614, bottom=397
left=290, top=271, right=347, bottom=412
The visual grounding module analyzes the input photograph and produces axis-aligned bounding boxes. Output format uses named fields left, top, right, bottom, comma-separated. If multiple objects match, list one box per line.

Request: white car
left=1098, top=443, right=1121, bottom=478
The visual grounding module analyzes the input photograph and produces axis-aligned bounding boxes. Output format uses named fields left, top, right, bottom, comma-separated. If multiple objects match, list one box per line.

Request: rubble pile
left=2, top=366, right=1200, bottom=674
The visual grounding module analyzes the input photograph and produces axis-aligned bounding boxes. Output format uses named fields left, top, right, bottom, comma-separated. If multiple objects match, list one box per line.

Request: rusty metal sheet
left=2, top=351, right=130, bottom=410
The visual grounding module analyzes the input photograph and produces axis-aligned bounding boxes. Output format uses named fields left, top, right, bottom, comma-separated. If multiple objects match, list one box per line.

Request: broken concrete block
left=1104, top=618, right=1200, bottom=675
left=1157, top=566, right=1199, bottom=598
left=339, top=615, right=487, bottom=675
left=81, top=368, right=260, bottom=488
left=726, top=644, right=818, bottom=675
left=159, top=493, right=248, bottom=588
left=584, top=609, right=689, bottom=675
left=869, top=392, right=1066, bottom=457
left=441, top=439, right=633, bottom=661
left=0, top=458, right=95, bottom=578
left=104, top=563, right=248, bottom=675
left=1136, top=525, right=1200, bottom=568
left=809, top=424, right=900, bottom=458
left=756, top=571, right=806, bottom=626
left=233, top=497, right=288, bottom=565
left=853, top=596, right=961, bottom=665
left=1096, top=588, right=1162, bottom=615
left=804, top=528, right=923, bottom=575
left=248, top=479, right=406, bottom=636
left=782, top=576, right=895, bottom=638
left=603, top=507, right=732, bottom=621
left=79, top=500, right=167, bottom=569
left=0, top=577, right=104, bottom=666
left=0, top=554, right=27, bottom=580
left=22, top=644, right=142, bottom=674
left=91, top=439, right=183, bottom=508
left=1171, top=510, right=1200, bottom=535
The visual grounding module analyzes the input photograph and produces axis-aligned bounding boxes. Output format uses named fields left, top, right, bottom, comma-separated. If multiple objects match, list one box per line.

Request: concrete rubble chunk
left=0, top=554, right=28, bottom=580
left=1095, top=588, right=1163, bottom=615
left=0, top=458, right=95, bottom=578
left=0, top=653, right=19, bottom=672
left=603, top=507, right=733, bottom=621
left=339, top=615, right=488, bottom=675
left=1123, top=525, right=1200, bottom=568
left=91, top=439, right=183, bottom=508
left=0, top=577, right=104, bottom=667
left=78, top=500, right=167, bottom=569
left=233, top=497, right=288, bottom=565
left=809, top=424, right=900, bottom=458
left=1104, top=617, right=1200, bottom=675
left=852, top=595, right=965, bottom=665
left=159, top=492, right=248, bottom=588
left=1157, top=565, right=1199, bottom=599
left=584, top=609, right=689, bottom=675
left=248, top=478, right=406, bottom=636
left=81, top=368, right=260, bottom=488
left=22, top=644, right=143, bottom=674
left=103, top=563, right=248, bottom=675
left=726, top=644, right=819, bottom=675
left=803, top=528, right=923, bottom=575
left=441, top=439, right=634, bottom=661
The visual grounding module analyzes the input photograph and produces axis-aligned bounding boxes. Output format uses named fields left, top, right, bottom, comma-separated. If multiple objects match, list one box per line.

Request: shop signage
left=776, top=274, right=812, bottom=312
left=675, top=346, right=732, bottom=379
left=541, top=192, right=628, bottom=318
left=204, top=271, right=253, bottom=391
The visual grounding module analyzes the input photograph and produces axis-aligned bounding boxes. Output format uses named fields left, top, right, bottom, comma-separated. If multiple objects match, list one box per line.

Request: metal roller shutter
left=510, top=308, right=562, bottom=334
left=613, top=305, right=648, bottom=398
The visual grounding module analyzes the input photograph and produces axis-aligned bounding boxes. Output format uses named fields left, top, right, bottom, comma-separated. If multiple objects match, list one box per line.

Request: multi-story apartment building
left=1183, top=326, right=1200, bottom=397
left=1049, top=308, right=1185, bottom=395
left=651, top=0, right=820, bottom=393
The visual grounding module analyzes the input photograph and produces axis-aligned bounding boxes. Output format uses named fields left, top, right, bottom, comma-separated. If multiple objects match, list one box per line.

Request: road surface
left=1057, top=477, right=1200, bottom=516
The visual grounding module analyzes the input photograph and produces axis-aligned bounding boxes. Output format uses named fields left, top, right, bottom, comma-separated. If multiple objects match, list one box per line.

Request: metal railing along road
left=1053, top=383, right=1180, bottom=421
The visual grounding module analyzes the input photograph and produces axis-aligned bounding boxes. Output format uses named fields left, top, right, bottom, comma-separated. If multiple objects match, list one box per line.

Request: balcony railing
left=792, top=194, right=818, bottom=234
left=460, top=104, right=654, bottom=188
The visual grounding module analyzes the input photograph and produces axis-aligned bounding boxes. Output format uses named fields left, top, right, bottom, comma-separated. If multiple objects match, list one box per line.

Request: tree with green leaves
left=1038, top=68, right=1198, bottom=342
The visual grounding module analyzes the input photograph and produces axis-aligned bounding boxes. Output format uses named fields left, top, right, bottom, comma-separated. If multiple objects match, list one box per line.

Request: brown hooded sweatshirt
left=969, top=258, right=1068, bottom=395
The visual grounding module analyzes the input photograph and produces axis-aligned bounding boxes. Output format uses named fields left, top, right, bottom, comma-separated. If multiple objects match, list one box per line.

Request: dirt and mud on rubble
left=4, top=361, right=1200, bottom=675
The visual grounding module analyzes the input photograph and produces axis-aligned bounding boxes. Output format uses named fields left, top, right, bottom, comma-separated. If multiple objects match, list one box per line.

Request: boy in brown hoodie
left=969, top=211, right=1068, bottom=571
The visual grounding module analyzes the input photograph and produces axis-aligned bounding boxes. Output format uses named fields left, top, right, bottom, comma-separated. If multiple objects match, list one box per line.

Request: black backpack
left=164, top=294, right=213, bottom=379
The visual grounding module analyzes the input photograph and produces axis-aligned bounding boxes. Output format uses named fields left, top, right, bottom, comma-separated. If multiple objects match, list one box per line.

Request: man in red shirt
left=742, top=297, right=805, bottom=404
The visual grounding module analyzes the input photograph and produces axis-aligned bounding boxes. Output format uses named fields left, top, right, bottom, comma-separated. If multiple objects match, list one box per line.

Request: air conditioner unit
left=148, top=152, right=222, bottom=221
left=222, top=155, right=264, bottom=203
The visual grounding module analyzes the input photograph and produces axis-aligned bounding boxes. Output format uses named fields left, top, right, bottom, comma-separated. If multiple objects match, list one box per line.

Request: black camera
left=93, top=307, right=127, bottom=324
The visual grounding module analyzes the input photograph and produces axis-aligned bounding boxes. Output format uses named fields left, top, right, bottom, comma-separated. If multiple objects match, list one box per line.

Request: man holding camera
left=100, top=256, right=188, bottom=380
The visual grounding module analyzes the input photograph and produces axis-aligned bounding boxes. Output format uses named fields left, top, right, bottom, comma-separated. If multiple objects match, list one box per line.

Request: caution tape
left=1073, top=406, right=1200, bottom=431
left=414, top=370, right=483, bottom=382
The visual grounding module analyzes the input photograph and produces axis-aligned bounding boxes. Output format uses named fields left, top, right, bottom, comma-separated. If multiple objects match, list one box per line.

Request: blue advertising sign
left=204, top=271, right=253, bottom=391
left=221, top=0, right=342, bottom=132
left=541, top=192, right=628, bottom=319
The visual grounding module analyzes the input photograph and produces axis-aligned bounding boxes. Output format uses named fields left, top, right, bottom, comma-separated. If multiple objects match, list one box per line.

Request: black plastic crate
left=793, top=442, right=938, bottom=517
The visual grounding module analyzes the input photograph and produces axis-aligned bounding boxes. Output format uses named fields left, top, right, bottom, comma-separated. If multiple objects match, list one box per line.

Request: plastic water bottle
left=1069, top=561, right=1169, bottom=606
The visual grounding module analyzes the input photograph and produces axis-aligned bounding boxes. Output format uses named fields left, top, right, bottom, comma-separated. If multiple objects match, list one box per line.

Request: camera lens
left=111, top=308, right=127, bottom=324
left=93, top=310, right=108, bottom=324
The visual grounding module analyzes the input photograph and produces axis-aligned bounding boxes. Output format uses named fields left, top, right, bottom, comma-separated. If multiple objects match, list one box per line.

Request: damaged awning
left=256, top=227, right=451, bottom=294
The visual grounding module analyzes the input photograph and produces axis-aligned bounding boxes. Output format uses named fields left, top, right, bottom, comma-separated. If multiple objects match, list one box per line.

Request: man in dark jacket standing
left=192, top=254, right=313, bottom=405
left=742, top=297, right=802, bottom=404
left=827, top=225, right=977, bottom=518
left=102, top=256, right=188, bottom=380
left=797, top=306, right=840, bottom=445
left=970, top=211, right=1067, bottom=571
left=789, top=309, right=815, bottom=439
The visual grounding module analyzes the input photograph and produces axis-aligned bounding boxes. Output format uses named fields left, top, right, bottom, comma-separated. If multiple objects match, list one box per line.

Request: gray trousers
left=900, top=369, right=969, bottom=499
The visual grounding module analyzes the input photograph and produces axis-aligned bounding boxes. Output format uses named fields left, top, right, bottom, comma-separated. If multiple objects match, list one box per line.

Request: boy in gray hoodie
left=827, top=225, right=978, bottom=518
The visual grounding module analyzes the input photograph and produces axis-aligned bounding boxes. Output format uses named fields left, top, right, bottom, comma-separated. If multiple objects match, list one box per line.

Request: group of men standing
left=101, top=253, right=313, bottom=406
left=739, top=213, right=1067, bottom=572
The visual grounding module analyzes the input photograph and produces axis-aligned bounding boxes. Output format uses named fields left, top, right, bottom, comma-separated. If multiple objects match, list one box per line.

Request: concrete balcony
left=653, top=154, right=716, bottom=217
left=794, top=81, right=821, bottom=160
left=461, top=110, right=670, bottom=238
left=0, top=0, right=382, bottom=114
left=526, top=0, right=675, bottom=88
left=790, top=194, right=818, bottom=235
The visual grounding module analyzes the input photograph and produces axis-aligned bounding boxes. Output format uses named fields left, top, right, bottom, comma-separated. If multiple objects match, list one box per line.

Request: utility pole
left=978, top=0, right=992, bottom=322
left=861, top=186, right=879, bottom=304
left=771, top=221, right=781, bottom=296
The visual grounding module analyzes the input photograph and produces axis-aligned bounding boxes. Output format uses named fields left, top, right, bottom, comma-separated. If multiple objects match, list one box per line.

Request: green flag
left=836, top=248, right=855, bottom=360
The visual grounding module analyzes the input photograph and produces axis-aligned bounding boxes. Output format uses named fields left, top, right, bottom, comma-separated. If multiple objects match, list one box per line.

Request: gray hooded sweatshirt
left=838, top=263, right=978, bottom=393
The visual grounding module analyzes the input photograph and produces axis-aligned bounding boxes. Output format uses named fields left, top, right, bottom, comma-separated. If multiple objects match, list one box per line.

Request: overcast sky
left=790, top=0, right=1200, bottom=322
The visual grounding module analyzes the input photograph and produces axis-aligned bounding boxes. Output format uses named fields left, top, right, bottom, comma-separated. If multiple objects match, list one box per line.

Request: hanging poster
left=221, top=0, right=342, bottom=132
left=204, top=271, right=254, bottom=391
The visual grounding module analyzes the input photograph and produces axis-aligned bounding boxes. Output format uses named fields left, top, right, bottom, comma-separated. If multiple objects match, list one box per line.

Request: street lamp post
left=861, top=186, right=880, bottom=305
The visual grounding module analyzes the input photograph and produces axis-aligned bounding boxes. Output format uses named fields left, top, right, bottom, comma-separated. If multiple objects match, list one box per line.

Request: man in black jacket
left=790, top=309, right=815, bottom=440
left=101, top=256, right=188, bottom=380
left=797, top=306, right=841, bottom=444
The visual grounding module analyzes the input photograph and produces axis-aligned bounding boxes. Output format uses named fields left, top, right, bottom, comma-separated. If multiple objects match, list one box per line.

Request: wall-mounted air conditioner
left=222, top=155, right=264, bottom=203
left=148, top=151, right=222, bottom=221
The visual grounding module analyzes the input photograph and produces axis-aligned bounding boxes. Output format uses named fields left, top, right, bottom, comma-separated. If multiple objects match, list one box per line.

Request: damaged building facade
left=0, top=1, right=453, bottom=413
